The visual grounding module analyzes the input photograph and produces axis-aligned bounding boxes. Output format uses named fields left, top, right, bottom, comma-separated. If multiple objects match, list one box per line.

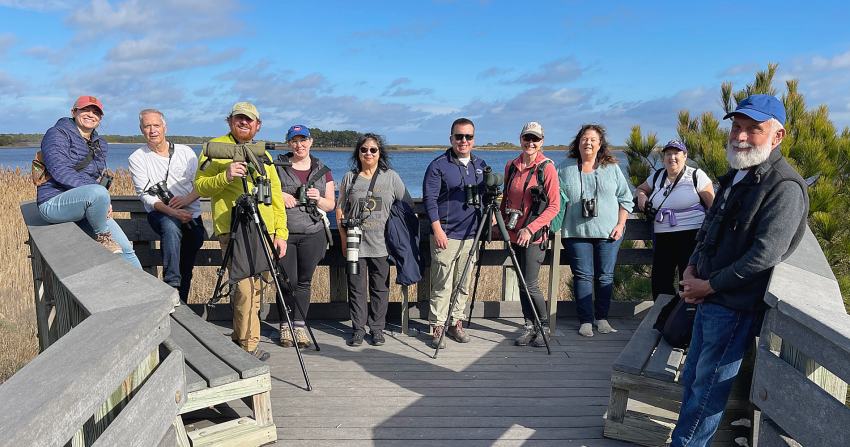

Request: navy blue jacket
left=37, top=117, right=108, bottom=205
left=422, top=149, right=488, bottom=240
left=386, top=200, right=424, bottom=286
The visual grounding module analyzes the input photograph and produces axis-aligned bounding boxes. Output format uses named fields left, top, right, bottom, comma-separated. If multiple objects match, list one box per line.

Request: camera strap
left=345, top=169, right=380, bottom=218
left=161, top=142, right=175, bottom=186
left=648, top=166, right=686, bottom=212
left=577, top=159, right=599, bottom=201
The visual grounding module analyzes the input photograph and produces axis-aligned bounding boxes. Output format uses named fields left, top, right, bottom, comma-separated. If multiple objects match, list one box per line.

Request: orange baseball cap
left=74, top=95, right=104, bottom=115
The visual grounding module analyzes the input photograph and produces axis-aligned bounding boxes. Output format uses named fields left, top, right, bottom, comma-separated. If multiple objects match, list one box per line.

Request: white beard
left=726, top=141, right=773, bottom=170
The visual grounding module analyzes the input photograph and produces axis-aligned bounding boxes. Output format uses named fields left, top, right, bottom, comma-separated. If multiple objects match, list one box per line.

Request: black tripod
left=433, top=189, right=551, bottom=358
left=209, top=176, right=317, bottom=391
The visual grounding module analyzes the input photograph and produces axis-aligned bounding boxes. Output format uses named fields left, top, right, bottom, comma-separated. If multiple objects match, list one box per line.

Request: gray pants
left=429, top=236, right=478, bottom=327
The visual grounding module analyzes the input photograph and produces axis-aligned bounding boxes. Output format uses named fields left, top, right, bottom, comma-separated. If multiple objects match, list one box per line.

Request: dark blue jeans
left=670, top=303, right=764, bottom=447
left=563, top=237, right=623, bottom=324
left=147, top=211, right=205, bottom=302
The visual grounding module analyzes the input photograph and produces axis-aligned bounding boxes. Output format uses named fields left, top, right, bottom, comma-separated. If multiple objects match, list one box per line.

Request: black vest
left=276, top=153, right=331, bottom=235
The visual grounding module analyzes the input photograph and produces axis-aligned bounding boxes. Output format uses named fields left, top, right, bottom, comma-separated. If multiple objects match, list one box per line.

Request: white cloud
left=389, top=77, right=411, bottom=88
left=0, top=70, right=27, bottom=96
left=349, top=19, right=440, bottom=40
left=0, top=34, right=18, bottom=58
left=504, top=57, right=584, bottom=86
left=718, top=62, right=762, bottom=78
left=0, top=0, right=72, bottom=11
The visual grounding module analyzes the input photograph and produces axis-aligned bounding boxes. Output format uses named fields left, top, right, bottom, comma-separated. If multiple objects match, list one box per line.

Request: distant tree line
left=308, top=128, right=365, bottom=148
left=0, top=133, right=216, bottom=145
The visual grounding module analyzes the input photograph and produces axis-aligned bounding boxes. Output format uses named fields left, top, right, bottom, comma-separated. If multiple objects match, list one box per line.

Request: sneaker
left=294, top=326, right=311, bottom=348
left=348, top=332, right=364, bottom=347
left=447, top=320, right=471, bottom=343
left=251, top=348, right=270, bottom=362
left=95, top=231, right=122, bottom=254
left=279, top=325, right=295, bottom=348
left=579, top=323, right=594, bottom=337
left=594, top=319, right=617, bottom=334
left=431, top=326, right=447, bottom=349
left=532, top=325, right=551, bottom=348
left=371, top=331, right=385, bottom=346
left=515, top=322, right=537, bottom=346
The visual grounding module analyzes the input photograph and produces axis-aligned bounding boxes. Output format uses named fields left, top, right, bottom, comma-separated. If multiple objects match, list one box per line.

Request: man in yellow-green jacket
left=195, top=102, right=288, bottom=361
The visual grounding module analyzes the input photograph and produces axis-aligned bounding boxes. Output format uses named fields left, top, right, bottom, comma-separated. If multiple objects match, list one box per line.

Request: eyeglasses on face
left=453, top=134, right=474, bottom=141
left=522, top=135, right=542, bottom=142
left=290, top=138, right=310, bottom=146
left=359, top=147, right=379, bottom=154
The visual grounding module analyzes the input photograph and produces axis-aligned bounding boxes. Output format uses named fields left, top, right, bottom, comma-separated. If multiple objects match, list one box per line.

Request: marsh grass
left=0, top=167, right=649, bottom=384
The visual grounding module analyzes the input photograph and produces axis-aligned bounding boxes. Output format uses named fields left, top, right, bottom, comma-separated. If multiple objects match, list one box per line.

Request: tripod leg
left=493, top=211, right=552, bottom=355
left=433, top=208, right=492, bottom=359
left=465, top=240, right=486, bottom=329
left=206, top=232, right=238, bottom=320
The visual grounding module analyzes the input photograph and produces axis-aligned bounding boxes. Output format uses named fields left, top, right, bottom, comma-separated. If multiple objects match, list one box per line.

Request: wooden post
left=328, top=266, right=347, bottom=302
left=780, top=342, right=848, bottom=401
left=546, top=235, right=561, bottom=331
left=131, top=211, right=158, bottom=278
left=401, top=285, right=409, bottom=335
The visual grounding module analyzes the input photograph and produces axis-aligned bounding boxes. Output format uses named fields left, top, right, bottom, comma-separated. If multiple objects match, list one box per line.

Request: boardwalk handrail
left=750, top=227, right=850, bottom=446
left=0, top=201, right=185, bottom=447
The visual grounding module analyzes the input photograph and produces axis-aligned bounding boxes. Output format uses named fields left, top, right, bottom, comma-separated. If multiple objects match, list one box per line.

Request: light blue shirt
left=557, top=158, right=634, bottom=239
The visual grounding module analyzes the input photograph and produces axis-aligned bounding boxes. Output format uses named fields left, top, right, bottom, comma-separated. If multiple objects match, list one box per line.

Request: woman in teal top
left=557, top=124, right=633, bottom=337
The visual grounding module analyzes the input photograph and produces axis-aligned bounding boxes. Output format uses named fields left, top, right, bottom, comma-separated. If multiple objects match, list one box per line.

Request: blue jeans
left=670, top=303, right=764, bottom=447
left=147, top=211, right=205, bottom=302
left=38, top=184, right=142, bottom=269
left=563, top=237, right=622, bottom=324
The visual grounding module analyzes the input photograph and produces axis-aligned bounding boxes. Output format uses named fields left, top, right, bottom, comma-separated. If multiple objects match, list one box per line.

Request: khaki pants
left=218, top=234, right=267, bottom=352
left=429, top=236, right=478, bottom=327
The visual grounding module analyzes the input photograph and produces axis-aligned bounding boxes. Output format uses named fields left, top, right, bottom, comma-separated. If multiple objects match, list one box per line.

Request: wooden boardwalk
left=187, top=317, right=645, bottom=446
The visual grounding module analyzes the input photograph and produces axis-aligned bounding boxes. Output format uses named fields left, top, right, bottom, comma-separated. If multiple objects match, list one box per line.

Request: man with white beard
left=669, top=95, right=809, bottom=447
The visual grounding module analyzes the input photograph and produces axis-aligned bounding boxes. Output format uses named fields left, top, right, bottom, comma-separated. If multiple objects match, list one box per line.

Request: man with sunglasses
left=422, top=118, right=488, bottom=348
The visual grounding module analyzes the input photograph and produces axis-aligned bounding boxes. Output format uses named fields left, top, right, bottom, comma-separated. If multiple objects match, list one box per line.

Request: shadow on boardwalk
left=199, top=317, right=643, bottom=446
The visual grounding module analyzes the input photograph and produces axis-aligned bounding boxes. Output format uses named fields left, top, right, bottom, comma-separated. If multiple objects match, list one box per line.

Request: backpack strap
left=650, top=168, right=664, bottom=193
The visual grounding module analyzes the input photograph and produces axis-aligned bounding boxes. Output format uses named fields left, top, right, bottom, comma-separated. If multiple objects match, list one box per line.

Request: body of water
left=1, top=144, right=632, bottom=197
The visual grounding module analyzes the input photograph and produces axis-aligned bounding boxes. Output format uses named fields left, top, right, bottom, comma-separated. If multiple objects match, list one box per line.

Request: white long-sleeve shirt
left=128, top=143, right=201, bottom=217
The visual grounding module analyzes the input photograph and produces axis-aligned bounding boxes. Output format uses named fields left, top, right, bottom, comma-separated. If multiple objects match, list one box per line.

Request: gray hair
left=139, top=109, right=166, bottom=127
left=768, top=117, right=784, bottom=134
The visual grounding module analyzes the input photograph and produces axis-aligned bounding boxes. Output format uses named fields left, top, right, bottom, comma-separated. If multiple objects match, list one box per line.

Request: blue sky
left=1, top=0, right=849, bottom=145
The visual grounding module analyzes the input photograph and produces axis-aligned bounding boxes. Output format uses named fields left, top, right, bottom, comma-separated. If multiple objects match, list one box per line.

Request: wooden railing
left=750, top=228, right=850, bottom=446
left=0, top=202, right=185, bottom=447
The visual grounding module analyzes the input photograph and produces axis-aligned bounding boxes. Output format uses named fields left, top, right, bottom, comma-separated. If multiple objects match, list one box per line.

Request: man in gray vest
left=670, top=95, right=809, bottom=446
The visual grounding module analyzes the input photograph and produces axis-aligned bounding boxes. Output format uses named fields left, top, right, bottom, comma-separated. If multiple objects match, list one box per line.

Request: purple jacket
left=37, top=117, right=108, bottom=205
left=422, top=149, right=488, bottom=240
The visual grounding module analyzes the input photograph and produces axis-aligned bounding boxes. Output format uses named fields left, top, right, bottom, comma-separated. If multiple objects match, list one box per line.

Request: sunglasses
left=359, top=147, right=379, bottom=154
left=522, top=134, right=542, bottom=142
left=453, top=134, right=474, bottom=141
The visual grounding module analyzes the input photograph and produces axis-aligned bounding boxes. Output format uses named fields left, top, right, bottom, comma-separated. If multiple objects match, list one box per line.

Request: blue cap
left=723, top=94, right=786, bottom=125
left=286, top=125, right=311, bottom=141
left=663, top=140, right=687, bottom=153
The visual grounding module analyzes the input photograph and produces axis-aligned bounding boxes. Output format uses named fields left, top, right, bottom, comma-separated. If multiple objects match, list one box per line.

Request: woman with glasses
left=36, top=95, right=141, bottom=268
left=275, top=125, right=336, bottom=348
left=557, top=124, right=632, bottom=337
left=336, top=133, right=413, bottom=347
left=634, top=140, right=714, bottom=301
left=500, top=122, right=560, bottom=347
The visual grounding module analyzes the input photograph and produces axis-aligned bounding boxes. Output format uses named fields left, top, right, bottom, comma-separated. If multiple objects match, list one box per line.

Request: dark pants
left=652, top=229, right=699, bottom=300
left=511, top=242, right=548, bottom=325
left=563, top=237, right=623, bottom=324
left=347, top=256, right=390, bottom=335
left=278, top=231, right=327, bottom=322
left=147, top=211, right=205, bottom=302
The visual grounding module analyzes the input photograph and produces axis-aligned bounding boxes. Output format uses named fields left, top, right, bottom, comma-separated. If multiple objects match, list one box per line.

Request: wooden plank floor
left=194, top=317, right=644, bottom=446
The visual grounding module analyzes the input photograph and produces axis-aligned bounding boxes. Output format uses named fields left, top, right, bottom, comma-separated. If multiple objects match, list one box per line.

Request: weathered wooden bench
left=604, top=294, right=753, bottom=447
left=164, top=306, right=275, bottom=447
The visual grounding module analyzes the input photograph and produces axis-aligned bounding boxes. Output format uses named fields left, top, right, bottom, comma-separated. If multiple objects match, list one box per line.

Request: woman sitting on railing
left=36, top=96, right=141, bottom=269
left=336, top=133, right=413, bottom=347
left=500, top=122, right=560, bottom=348
left=634, top=140, right=714, bottom=301
left=557, top=124, right=633, bottom=337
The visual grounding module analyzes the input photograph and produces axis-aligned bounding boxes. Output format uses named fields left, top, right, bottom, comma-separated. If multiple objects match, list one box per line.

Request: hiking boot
left=532, top=325, right=551, bottom=348
left=348, top=332, right=364, bottom=347
left=251, top=348, right=270, bottom=362
left=432, top=326, right=447, bottom=349
left=515, top=322, right=537, bottom=346
left=447, top=320, right=470, bottom=343
left=95, top=231, right=122, bottom=254
left=279, top=324, right=295, bottom=347
left=371, top=330, right=385, bottom=346
left=294, top=326, right=311, bottom=349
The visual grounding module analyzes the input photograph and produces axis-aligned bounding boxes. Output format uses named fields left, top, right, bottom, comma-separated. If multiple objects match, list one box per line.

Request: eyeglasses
left=290, top=139, right=310, bottom=147
left=360, top=147, right=379, bottom=154
left=522, top=135, right=542, bottom=142
left=453, top=134, right=474, bottom=141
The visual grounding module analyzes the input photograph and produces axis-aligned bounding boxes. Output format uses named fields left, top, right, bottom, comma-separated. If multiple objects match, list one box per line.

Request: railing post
left=328, top=267, right=347, bottom=302
left=546, top=235, right=561, bottom=331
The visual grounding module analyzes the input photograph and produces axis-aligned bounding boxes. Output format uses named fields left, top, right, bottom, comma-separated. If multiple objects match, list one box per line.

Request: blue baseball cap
left=663, top=140, right=687, bottom=153
left=286, top=125, right=311, bottom=141
left=723, top=94, right=786, bottom=125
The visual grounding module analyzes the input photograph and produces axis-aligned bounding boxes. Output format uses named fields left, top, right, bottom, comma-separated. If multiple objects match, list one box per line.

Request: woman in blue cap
left=634, top=140, right=714, bottom=301
left=275, top=125, right=336, bottom=348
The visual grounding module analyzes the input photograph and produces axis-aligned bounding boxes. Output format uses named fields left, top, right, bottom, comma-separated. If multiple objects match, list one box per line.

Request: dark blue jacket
left=386, top=200, right=424, bottom=286
left=422, top=149, right=488, bottom=240
left=37, top=117, right=108, bottom=205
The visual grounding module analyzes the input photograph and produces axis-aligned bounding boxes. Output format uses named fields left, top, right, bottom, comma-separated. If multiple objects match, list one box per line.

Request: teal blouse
left=557, top=158, right=634, bottom=239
